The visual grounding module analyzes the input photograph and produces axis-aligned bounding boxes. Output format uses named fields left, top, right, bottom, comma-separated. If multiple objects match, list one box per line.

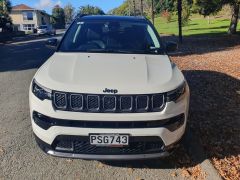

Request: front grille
left=52, top=91, right=165, bottom=113
left=103, top=96, right=116, bottom=111
left=136, top=95, right=149, bottom=111
left=53, top=93, right=67, bottom=109
left=120, top=96, right=133, bottom=111
left=70, top=94, right=83, bottom=110
left=152, top=94, right=164, bottom=110
left=52, top=136, right=165, bottom=155
left=87, top=95, right=100, bottom=111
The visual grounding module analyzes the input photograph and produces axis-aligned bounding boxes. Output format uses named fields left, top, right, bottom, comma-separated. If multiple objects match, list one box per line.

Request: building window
left=41, top=17, right=46, bottom=25
left=23, top=11, right=33, bottom=20
left=23, top=24, right=35, bottom=31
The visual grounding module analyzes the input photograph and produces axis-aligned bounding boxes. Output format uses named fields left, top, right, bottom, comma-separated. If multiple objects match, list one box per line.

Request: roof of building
left=12, top=4, right=34, bottom=10
left=11, top=4, right=50, bottom=16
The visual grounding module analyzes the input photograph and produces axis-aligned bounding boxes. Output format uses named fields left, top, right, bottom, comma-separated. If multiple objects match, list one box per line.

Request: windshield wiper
left=83, top=49, right=135, bottom=54
left=81, top=48, right=165, bottom=54
left=84, top=49, right=108, bottom=53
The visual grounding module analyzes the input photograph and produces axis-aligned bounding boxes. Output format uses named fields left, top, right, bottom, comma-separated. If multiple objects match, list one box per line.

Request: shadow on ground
left=162, top=33, right=240, bottom=56
left=102, top=70, right=240, bottom=169
left=187, top=25, right=229, bottom=31
left=0, top=39, right=54, bottom=72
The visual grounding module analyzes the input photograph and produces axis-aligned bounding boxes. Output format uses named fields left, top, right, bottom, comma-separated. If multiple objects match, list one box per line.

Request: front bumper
left=34, top=134, right=182, bottom=160
left=48, top=151, right=170, bottom=160
left=30, top=85, right=190, bottom=160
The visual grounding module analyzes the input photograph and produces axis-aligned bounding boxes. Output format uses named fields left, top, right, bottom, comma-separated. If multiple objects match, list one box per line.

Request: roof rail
left=76, top=14, right=89, bottom=19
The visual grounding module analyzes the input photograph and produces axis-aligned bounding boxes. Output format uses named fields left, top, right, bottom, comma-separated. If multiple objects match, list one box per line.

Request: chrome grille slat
left=53, top=92, right=165, bottom=113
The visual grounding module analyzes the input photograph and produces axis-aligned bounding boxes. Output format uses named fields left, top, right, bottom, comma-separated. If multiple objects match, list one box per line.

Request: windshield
left=58, top=20, right=163, bottom=54
left=38, top=25, right=47, bottom=29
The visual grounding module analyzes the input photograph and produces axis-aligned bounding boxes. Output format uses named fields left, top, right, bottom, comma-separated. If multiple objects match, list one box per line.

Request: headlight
left=166, top=81, right=186, bottom=102
left=32, top=79, right=52, bottom=100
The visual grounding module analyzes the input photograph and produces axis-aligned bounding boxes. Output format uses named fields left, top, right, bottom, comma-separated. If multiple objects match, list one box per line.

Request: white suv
left=29, top=15, right=190, bottom=160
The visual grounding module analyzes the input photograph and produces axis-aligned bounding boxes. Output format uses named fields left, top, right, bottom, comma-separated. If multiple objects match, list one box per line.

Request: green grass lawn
left=154, top=15, right=240, bottom=36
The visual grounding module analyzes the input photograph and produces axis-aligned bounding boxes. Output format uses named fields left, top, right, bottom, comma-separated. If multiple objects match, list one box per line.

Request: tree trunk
left=208, top=16, right=210, bottom=24
left=140, top=0, right=143, bottom=16
left=228, top=3, right=239, bottom=34
left=178, top=0, right=183, bottom=43
left=133, top=0, right=136, bottom=16
left=151, top=0, right=155, bottom=25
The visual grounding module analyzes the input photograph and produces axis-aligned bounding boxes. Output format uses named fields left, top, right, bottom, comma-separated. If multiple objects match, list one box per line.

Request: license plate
left=89, top=134, right=129, bottom=146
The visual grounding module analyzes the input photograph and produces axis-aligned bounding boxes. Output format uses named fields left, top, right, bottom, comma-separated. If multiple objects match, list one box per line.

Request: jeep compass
left=29, top=15, right=190, bottom=160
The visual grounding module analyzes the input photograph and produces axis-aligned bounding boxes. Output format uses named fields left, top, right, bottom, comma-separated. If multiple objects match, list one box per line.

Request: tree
left=78, top=5, right=105, bottom=15
left=51, top=5, right=65, bottom=29
left=0, top=0, right=12, bottom=31
left=228, top=1, right=240, bottom=34
left=64, top=3, right=75, bottom=24
left=181, top=0, right=192, bottom=25
left=151, top=0, right=155, bottom=25
left=195, top=0, right=240, bottom=34
left=110, top=0, right=155, bottom=17
left=110, top=2, right=129, bottom=15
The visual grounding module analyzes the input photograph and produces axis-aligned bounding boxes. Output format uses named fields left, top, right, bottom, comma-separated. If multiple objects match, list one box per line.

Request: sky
left=12, top=0, right=125, bottom=14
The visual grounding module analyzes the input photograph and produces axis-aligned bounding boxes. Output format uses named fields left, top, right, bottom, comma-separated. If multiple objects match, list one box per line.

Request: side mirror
left=45, top=38, right=58, bottom=50
left=165, top=41, right=178, bottom=53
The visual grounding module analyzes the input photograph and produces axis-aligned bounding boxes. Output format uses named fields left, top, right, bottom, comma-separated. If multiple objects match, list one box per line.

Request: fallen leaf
left=127, top=167, right=134, bottom=174
left=66, top=159, right=73, bottom=163
left=97, top=162, right=104, bottom=168
left=169, top=35, right=240, bottom=180
left=170, top=172, right=177, bottom=177
left=181, top=169, right=191, bottom=177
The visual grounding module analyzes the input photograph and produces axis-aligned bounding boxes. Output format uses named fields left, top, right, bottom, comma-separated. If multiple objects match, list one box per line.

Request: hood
left=35, top=52, right=184, bottom=94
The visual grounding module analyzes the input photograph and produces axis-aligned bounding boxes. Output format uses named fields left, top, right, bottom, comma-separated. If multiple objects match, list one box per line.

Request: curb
left=183, top=128, right=222, bottom=180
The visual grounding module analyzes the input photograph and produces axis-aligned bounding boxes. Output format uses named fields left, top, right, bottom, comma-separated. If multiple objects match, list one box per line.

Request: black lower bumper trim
left=34, top=134, right=180, bottom=159
left=33, top=111, right=185, bottom=131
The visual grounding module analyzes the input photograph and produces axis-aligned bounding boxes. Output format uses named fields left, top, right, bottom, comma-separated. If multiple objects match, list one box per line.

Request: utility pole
left=151, top=0, right=155, bottom=25
left=133, top=0, right=136, bottom=16
left=128, top=0, right=131, bottom=16
left=140, top=0, right=143, bottom=16
left=177, top=0, right=183, bottom=43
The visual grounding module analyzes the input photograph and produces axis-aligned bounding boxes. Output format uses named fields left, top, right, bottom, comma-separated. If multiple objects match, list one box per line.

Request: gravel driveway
left=165, top=35, right=240, bottom=180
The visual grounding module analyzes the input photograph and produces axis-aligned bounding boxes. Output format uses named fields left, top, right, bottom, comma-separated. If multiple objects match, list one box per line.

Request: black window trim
left=56, top=17, right=166, bottom=55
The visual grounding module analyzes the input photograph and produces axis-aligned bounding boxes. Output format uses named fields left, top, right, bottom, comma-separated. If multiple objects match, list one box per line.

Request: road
left=0, top=35, right=188, bottom=180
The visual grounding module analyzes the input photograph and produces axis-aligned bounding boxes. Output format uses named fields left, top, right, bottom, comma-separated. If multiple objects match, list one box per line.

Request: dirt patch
left=168, top=35, right=240, bottom=180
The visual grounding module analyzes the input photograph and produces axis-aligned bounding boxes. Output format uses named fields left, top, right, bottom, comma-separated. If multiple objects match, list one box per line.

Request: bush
left=162, top=10, right=172, bottom=22
left=182, top=7, right=191, bottom=26
left=181, top=0, right=192, bottom=26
